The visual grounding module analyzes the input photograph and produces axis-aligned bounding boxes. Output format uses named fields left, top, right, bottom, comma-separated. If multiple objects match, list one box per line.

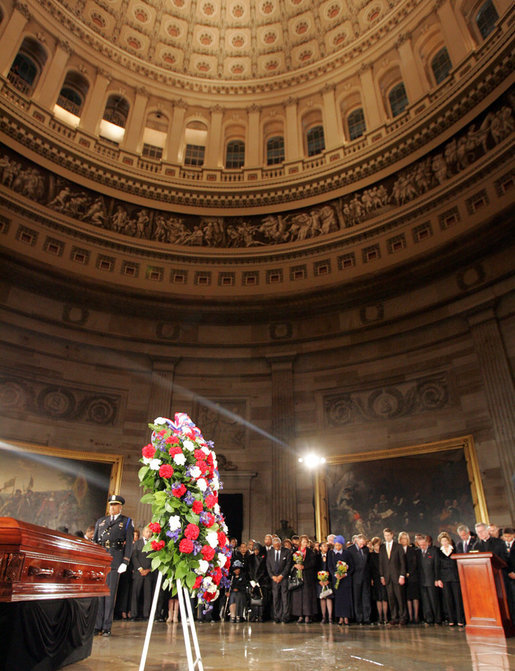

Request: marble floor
left=67, top=621, right=515, bottom=671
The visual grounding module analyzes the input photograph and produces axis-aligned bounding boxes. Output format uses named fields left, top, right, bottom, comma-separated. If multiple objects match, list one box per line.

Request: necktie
left=111, top=515, right=114, bottom=521
left=464, top=541, right=468, bottom=553
left=275, top=550, right=280, bottom=566
left=387, top=543, right=391, bottom=558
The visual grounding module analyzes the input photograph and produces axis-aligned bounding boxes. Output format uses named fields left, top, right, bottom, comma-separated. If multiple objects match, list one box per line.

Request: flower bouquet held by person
left=334, top=560, right=349, bottom=589
left=293, top=550, right=304, bottom=578
left=138, top=413, right=232, bottom=613
left=318, top=570, right=333, bottom=599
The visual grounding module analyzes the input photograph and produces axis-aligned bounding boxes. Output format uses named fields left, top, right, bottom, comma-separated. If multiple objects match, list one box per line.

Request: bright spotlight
left=299, top=453, right=325, bottom=469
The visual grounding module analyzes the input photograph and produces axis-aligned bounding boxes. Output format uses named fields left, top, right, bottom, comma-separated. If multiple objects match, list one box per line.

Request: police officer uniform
left=94, top=494, right=134, bottom=635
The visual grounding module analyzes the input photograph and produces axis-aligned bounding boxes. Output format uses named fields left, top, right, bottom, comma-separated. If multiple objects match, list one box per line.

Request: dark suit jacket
left=472, top=536, right=509, bottom=561
left=266, top=547, right=292, bottom=579
left=379, top=541, right=406, bottom=584
left=131, top=537, right=152, bottom=571
left=418, top=546, right=438, bottom=586
left=456, top=536, right=475, bottom=554
left=435, top=547, right=460, bottom=583
left=507, top=543, right=515, bottom=573
left=348, top=544, right=370, bottom=582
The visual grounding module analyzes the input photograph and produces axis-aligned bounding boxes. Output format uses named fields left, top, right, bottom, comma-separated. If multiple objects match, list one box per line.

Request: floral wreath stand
left=139, top=572, right=204, bottom=671
left=137, top=414, right=232, bottom=671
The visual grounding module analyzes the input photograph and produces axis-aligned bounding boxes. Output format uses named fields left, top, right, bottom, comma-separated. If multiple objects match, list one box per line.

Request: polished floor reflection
left=68, top=621, right=515, bottom=671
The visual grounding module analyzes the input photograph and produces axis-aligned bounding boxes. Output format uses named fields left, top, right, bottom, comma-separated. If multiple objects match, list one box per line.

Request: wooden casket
left=0, top=517, right=112, bottom=671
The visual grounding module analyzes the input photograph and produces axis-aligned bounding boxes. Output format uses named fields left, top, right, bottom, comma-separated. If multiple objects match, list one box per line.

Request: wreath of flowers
left=138, top=413, right=232, bottom=610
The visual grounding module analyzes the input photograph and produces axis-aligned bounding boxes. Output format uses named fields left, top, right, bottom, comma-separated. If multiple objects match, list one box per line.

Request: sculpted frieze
left=0, top=95, right=512, bottom=249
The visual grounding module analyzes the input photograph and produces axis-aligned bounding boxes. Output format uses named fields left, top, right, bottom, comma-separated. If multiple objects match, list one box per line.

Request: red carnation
left=158, top=429, right=167, bottom=437
left=217, top=531, right=227, bottom=547
left=193, top=575, right=203, bottom=589
left=201, top=545, right=215, bottom=561
left=192, top=500, right=203, bottom=514
left=151, top=540, right=165, bottom=551
left=204, top=590, right=217, bottom=602
left=211, top=567, right=222, bottom=585
left=204, top=494, right=216, bottom=509
left=142, top=444, right=155, bottom=458
left=179, top=538, right=194, bottom=554
left=225, top=556, right=232, bottom=569
left=201, top=513, right=215, bottom=528
left=194, top=449, right=205, bottom=461
left=168, top=445, right=182, bottom=457
left=184, top=523, right=200, bottom=540
left=149, top=522, right=162, bottom=533
left=166, top=435, right=180, bottom=445
left=159, top=464, right=174, bottom=478
left=172, top=483, right=187, bottom=498
left=196, top=460, right=208, bottom=474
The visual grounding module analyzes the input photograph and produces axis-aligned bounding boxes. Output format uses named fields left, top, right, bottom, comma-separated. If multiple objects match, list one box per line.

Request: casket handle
left=28, top=565, right=55, bottom=577
left=88, top=570, right=105, bottom=581
left=63, top=568, right=83, bottom=579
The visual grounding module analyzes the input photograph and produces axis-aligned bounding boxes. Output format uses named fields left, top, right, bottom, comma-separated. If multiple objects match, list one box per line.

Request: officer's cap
left=108, top=494, right=125, bottom=505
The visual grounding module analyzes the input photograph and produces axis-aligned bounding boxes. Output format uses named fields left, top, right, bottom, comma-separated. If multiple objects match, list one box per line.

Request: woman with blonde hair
left=398, top=531, right=420, bottom=624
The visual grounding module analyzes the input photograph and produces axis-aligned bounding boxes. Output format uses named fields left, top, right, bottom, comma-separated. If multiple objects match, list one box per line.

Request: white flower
left=195, top=560, right=209, bottom=575
left=182, top=439, right=195, bottom=451
left=202, top=576, right=213, bottom=589
left=144, top=458, right=161, bottom=470
left=200, top=445, right=210, bottom=455
left=197, top=478, right=208, bottom=492
left=189, top=466, right=201, bottom=479
left=211, top=476, right=219, bottom=491
left=154, top=416, right=169, bottom=425
left=213, top=503, right=220, bottom=515
left=206, top=530, right=218, bottom=548
left=217, top=553, right=226, bottom=567
left=169, top=515, right=181, bottom=531
left=173, top=453, right=186, bottom=466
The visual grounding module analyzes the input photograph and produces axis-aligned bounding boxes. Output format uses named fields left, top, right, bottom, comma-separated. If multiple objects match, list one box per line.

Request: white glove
left=117, top=563, right=127, bottom=574
left=250, top=580, right=256, bottom=588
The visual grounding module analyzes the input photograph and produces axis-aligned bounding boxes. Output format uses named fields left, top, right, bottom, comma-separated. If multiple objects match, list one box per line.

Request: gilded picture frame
left=314, top=435, right=487, bottom=543
left=0, top=439, right=123, bottom=532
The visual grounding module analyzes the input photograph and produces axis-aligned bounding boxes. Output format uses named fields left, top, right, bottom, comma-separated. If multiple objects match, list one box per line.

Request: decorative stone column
left=165, top=100, right=187, bottom=164
left=467, top=307, right=515, bottom=519
left=79, top=69, right=111, bottom=135
left=246, top=104, right=261, bottom=167
left=204, top=105, right=223, bottom=168
left=396, top=33, right=429, bottom=103
left=122, top=87, right=148, bottom=153
left=267, top=354, right=298, bottom=533
left=321, top=84, right=343, bottom=149
left=358, top=63, right=384, bottom=131
left=435, top=0, right=473, bottom=66
left=285, top=97, right=302, bottom=162
left=135, top=357, right=180, bottom=525
left=0, top=2, right=31, bottom=77
left=33, top=39, right=72, bottom=107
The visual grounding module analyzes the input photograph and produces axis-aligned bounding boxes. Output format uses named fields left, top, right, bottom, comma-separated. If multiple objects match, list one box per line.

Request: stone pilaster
left=321, top=84, right=343, bottom=149
left=0, top=4, right=30, bottom=77
left=267, top=354, right=298, bottom=533
left=165, top=101, right=186, bottom=163
left=122, top=87, right=148, bottom=153
left=358, top=63, right=384, bottom=130
left=79, top=70, right=110, bottom=135
left=467, top=307, right=515, bottom=519
left=285, top=98, right=302, bottom=162
left=204, top=105, right=223, bottom=168
left=33, top=40, right=72, bottom=107
left=246, top=104, right=261, bottom=167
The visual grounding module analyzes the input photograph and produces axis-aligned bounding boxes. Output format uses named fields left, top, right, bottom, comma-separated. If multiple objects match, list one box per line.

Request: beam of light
left=298, top=453, right=326, bottom=468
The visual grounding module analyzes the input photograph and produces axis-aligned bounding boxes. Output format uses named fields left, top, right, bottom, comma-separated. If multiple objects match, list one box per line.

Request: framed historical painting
left=0, top=439, right=123, bottom=533
left=314, top=436, right=487, bottom=543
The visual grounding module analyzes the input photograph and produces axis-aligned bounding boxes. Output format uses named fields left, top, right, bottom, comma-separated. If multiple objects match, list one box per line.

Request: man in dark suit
left=503, top=527, right=515, bottom=621
left=93, top=494, right=134, bottom=636
left=472, top=522, right=509, bottom=561
left=456, top=524, right=476, bottom=553
left=416, top=533, right=441, bottom=625
left=379, top=528, right=407, bottom=625
left=348, top=533, right=371, bottom=624
left=266, top=536, right=292, bottom=623
left=130, top=525, right=153, bottom=620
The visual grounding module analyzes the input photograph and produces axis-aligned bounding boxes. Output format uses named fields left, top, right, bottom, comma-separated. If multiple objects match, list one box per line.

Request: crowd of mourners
left=112, top=521, right=514, bottom=628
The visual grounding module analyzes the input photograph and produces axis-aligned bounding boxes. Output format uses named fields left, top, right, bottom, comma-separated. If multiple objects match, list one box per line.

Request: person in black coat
left=348, top=534, right=371, bottom=624
left=226, top=561, right=249, bottom=622
left=291, top=535, right=318, bottom=623
left=247, top=542, right=267, bottom=621
left=379, top=528, right=407, bottom=625
left=317, top=540, right=334, bottom=623
left=93, top=494, right=134, bottom=636
left=130, top=525, right=154, bottom=620
left=472, top=522, right=509, bottom=561
left=370, top=537, right=388, bottom=624
left=456, top=524, right=476, bottom=554
left=328, top=535, right=354, bottom=625
left=435, top=532, right=465, bottom=626
left=399, top=532, right=420, bottom=624
left=502, top=527, right=515, bottom=621
left=416, top=533, right=441, bottom=625
left=266, top=536, right=293, bottom=623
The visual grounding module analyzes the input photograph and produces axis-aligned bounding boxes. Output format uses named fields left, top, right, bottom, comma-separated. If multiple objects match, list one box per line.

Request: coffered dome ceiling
left=60, top=0, right=397, bottom=81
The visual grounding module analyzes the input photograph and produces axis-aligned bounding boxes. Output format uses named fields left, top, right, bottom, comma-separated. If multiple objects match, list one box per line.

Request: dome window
left=306, top=125, right=325, bottom=157
left=347, top=108, right=366, bottom=141
left=226, top=140, right=245, bottom=169
left=266, top=136, right=285, bottom=165
left=8, top=37, right=47, bottom=96
left=100, top=94, right=130, bottom=143
left=431, top=47, right=452, bottom=85
left=476, top=0, right=499, bottom=39
left=388, top=82, right=409, bottom=118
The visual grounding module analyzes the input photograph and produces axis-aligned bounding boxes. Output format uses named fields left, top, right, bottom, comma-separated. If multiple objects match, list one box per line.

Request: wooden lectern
left=453, top=551, right=514, bottom=638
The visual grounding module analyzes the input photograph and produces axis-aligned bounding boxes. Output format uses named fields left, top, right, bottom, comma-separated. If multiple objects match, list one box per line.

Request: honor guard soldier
left=94, top=494, right=134, bottom=636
